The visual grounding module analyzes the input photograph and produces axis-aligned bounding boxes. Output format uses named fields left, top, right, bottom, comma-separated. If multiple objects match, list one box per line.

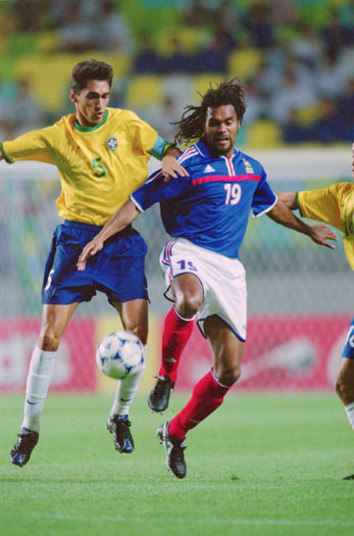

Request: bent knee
left=175, top=292, right=202, bottom=319
left=215, top=364, right=241, bottom=387
left=129, top=326, right=148, bottom=346
left=335, top=376, right=354, bottom=404
left=38, top=328, right=61, bottom=351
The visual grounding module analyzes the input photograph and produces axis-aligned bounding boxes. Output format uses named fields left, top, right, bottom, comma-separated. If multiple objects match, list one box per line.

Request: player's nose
left=217, top=124, right=227, bottom=133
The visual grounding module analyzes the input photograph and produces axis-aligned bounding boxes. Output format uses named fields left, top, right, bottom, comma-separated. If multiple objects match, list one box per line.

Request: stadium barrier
left=0, top=314, right=349, bottom=394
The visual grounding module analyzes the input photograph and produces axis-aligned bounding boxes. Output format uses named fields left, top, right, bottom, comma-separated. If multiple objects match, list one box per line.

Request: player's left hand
left=309, top=225, right=338, bottom=249
left=161, top=155, right=189, bottom=182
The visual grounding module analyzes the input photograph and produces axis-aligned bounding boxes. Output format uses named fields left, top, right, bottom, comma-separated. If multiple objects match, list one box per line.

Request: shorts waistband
left=63, top=220, right=133, bottom=235
left=63, top=220, right=103, bottom=232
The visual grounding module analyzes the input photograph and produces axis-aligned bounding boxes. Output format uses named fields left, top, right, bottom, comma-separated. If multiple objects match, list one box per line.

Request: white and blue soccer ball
left=96, top=330, right=145, bottom=379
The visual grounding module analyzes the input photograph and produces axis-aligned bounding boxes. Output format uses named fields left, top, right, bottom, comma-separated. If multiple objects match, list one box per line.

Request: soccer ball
left=96, top=330, right=145, bottom=379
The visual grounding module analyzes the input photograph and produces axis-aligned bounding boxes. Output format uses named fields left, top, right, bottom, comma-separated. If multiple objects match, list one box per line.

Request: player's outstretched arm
left=268, top=198, right=338, bottom=249
left=161, top=146, right=188, bottom=181
left=276, top=192, right=298, bottom=210
left=77, top=200, right=140, bottom=271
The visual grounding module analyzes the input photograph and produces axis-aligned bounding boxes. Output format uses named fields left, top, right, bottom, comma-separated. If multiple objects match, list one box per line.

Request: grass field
left=1, top=392, right=353, bottom=536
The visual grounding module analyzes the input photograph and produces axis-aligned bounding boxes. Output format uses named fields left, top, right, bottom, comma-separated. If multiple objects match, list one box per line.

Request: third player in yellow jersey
left=279, top=162, right=354, bottom=479
left=297, top=182, right=353, bottom=270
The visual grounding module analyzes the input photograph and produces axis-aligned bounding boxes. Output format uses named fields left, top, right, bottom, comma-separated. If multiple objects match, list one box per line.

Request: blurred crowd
left=0, top=0, right=353, bottom=145
left=7, top=0, right=132, bottom=53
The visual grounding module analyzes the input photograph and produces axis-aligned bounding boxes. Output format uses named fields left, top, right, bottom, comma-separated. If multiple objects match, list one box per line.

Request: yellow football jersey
left=298, top=182, right=354, bottom=270
left=1, top=108, right=158, bottom=225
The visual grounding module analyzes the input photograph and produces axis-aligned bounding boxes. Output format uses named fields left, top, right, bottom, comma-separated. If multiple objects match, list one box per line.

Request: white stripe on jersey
left=178, top=147, right=198, bottom=165
left=222, top=156, right=235, bottom=176
left=252, top=194, right=278, bottom=218
left=140, top=169, right=164, bottom=187
left=131, top=196, right=144, bottom=212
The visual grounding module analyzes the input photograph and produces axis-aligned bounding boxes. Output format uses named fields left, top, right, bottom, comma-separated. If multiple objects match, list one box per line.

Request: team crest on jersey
left=242, top=158, right=254, bottom=174
left=106, top=137, right=118, bottom=151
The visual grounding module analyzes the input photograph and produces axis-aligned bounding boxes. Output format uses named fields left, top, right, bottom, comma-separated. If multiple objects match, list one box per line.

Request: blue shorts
left=42, top=220, right=148, bottom=305
left=342, top=318, right=354, bottom=359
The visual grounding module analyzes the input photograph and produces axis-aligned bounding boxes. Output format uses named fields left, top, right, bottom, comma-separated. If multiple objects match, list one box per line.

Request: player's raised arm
left=268, top=197, right=338, bottom=249
left=77, top=200, right=140, bottom=271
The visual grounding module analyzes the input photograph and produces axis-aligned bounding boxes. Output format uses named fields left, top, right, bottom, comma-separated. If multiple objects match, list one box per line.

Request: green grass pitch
left=1, top=393, right=353, bottom=536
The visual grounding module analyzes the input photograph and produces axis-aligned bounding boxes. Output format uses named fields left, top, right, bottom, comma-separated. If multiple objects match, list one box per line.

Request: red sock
left=159, top=307, right=194, bottom=383
left=169, top=370, right=230, bottom=439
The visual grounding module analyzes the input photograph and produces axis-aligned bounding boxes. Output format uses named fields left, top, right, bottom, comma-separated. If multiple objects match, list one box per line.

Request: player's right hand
left=77, top=238, right=104, bottom=271
left=309, top=224, right=338, bottom=249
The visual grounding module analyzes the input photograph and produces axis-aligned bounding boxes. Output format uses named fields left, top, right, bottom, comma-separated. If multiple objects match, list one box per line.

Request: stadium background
left=0, top=0, right=352, bottom=396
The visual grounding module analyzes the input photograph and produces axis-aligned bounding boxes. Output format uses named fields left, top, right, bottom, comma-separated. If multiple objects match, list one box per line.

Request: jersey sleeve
left=127, top=111, right=158, bottom=154
left=298, top=185, right=342, bottom=230
left=131, top=169, right=190, bottom=211
left=251, top=167, right=277, bottom=216
left=1, top=128, right=55, bottom=164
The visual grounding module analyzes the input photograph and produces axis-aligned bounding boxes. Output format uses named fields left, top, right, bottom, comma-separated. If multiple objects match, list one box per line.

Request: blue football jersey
left=131, top=140, right=277, bottom=258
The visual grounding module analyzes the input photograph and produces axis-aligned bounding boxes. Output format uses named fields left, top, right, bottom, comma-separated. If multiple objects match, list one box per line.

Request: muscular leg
left=23, top=303, right=79, bottom=432
left=172, top=273, right=204, bottom=319
left=113, top=298, right=148, bottom=345
left=335, top=358, right=354, bottom=429
left=159, top=274, right=202, bottom=380
left=38, top=303, right=80, bottom=350
left=109, top=299, right=148, bottom=418
left=169, top=315, right=243, bottom=439
left=206, top=315, right=244, bottom=386
left=149, top=274, right=202, bottom=413
left=160, top=316, right=243, bottom=478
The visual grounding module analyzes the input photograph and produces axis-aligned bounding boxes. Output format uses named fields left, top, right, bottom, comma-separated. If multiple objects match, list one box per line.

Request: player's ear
left=70, top=90, right=79, bottom=104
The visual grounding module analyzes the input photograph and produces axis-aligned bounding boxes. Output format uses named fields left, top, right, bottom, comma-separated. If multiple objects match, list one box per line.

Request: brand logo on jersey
left=242, top=158, right=254, bottom=173
left=204, top=164, right=215, bottom=173
left=106, top=137, right=118, bottom=151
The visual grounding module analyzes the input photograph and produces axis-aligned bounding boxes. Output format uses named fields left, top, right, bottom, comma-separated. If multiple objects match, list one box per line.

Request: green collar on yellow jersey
left=74, top=109, right=109, bottom=132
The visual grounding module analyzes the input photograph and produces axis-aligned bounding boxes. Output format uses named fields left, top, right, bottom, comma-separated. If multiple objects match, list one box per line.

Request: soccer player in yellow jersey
left=0, top=59, right=186, bottom=467
left=279, top=146, right=353, bottom=479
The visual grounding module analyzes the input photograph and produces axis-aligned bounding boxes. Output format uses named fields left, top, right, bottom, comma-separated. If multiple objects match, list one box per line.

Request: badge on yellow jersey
left=106, top=137, right=118, bottom=151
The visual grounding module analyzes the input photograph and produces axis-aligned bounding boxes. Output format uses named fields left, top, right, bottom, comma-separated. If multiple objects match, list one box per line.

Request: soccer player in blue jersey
left=77, top=79, right=337, bottom=478
left=0, top=59, right=186, bottom=467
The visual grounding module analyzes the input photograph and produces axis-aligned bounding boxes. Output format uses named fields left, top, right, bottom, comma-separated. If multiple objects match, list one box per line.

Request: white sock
left=345, top=402, right=354, bottom=430
left=110, top=345, right=146, bottom=417
left=21, top=346, right=56, bottom=432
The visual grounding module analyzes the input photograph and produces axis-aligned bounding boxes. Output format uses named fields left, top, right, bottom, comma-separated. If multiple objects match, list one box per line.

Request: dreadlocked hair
left=174, top=78, right=246, bottom=146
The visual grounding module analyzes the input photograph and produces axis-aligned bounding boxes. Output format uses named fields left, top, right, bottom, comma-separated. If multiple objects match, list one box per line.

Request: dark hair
left=71, top=59, right=113, bottom=93
left=174, top=78, right=246, bottom=145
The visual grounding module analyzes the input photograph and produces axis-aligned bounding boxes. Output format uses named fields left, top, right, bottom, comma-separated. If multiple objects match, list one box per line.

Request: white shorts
left=159, top=238, right=247, bottom=341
